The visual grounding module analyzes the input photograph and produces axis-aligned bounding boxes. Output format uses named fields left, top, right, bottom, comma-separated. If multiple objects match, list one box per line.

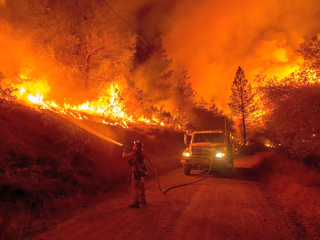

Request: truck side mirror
left=184, top=134, right=191, bottom=146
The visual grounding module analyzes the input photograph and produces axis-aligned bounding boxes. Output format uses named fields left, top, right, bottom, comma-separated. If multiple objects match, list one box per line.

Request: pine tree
left=170, top=68, right=195, bottom=129
left=228, top=66, right=255, bottom=144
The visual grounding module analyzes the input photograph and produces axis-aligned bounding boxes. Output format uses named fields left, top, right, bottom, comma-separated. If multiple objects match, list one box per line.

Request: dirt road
left=32, top=157, right=296, bottom=240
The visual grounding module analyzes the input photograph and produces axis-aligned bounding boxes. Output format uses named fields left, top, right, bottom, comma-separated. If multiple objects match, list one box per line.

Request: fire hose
left=122, top=144, right=213, bottom=194
left=60, top=114, right=212, bottom=194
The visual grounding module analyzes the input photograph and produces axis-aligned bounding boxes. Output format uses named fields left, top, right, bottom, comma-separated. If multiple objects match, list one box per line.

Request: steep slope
left=0, top=100, right=185, bottom=239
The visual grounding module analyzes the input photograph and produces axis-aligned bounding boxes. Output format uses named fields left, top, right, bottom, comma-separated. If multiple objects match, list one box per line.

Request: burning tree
left=228, top=67, right=255, bottom=144
left=169, top=68, right=195, bottom=129
left=41, top=0, right=136, bottom=100
left=130, top=37, right=173, bottom=119
left=0, top=0, right=226, bottom=131
left=2, top=0, right=136, bottom=101
left=298, top=36, right=320, bottom=79
left=187, top=99, right=227, bottom=131
left=253, top=36, right=320, bottom=162
left=270, top=85, right=320, bottom=160
left=0, top=1, right=165, bottom=127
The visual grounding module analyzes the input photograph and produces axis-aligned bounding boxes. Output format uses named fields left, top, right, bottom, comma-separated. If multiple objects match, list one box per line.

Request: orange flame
left=12, top=76, right=164, bottom=129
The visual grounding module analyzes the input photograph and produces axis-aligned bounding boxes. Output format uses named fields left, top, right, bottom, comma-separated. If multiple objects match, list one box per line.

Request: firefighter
left=122, top=140, right=148, bottom=208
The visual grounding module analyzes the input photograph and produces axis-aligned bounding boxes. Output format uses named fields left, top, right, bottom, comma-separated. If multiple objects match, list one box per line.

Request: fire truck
left=180, top=130, right=234, bottom=175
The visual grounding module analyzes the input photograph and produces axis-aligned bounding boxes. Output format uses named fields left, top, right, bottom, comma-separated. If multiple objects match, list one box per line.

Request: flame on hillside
left=12, top=76, right=164, bottom=129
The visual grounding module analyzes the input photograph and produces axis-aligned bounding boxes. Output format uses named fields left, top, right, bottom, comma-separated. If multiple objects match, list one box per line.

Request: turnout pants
left=131, top=175, right=145, bottom=204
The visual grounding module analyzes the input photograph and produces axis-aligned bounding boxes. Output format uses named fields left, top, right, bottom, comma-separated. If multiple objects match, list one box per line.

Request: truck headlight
left=183, top=150, right=191, bottom=157
left=215, top=152, right=225, bottom=158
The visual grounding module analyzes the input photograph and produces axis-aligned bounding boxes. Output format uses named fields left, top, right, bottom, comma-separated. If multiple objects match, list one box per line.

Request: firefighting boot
left=128, top=203, right=139, bottom=208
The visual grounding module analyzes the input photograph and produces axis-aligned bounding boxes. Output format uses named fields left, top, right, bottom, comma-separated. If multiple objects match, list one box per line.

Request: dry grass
left=253, top=151, right=320, bottom=239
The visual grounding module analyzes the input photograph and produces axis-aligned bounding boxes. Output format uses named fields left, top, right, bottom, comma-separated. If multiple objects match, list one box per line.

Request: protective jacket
left=125, top=150, right=148, bottom=179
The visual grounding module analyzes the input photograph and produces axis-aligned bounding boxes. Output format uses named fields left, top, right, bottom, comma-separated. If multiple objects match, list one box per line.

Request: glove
left=128, top=159, right=134, bottom=166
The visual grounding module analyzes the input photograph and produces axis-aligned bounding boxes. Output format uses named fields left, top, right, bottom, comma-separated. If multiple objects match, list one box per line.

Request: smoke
left=1, top=0, right=320, bottom=113
left=157, top=0, right=320, bottom=110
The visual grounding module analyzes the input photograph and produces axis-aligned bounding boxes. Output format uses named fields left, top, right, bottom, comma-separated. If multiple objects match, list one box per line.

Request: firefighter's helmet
left=133, top=140, right=143, bottom=150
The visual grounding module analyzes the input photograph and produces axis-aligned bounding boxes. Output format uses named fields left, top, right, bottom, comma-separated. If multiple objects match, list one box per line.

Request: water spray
left=60, top=113, right=212, bottom=194
left=59, top=113, right=125, bottom=146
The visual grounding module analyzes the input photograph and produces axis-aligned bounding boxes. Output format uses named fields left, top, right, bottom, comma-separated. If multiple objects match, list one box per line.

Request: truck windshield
left=192, top=133, right=225, bottom=143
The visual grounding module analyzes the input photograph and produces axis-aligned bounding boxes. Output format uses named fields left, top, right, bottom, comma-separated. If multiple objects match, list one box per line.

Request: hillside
left=0, top=100, right=185, bottom=239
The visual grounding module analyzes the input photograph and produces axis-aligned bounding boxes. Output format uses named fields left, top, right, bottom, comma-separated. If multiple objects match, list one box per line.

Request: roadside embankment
left=0, top=101, right=185, bottom=239
left=253, top=151, right=320, bottom=239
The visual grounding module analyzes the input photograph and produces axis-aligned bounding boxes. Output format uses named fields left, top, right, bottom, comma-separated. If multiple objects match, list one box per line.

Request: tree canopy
left=0, top=0, right=225, bottom=131
left=248, top=36, right=320, bottom=163
left=270, top=85, right=320, bottom=158
left=228, top=66, right=255, bottom=143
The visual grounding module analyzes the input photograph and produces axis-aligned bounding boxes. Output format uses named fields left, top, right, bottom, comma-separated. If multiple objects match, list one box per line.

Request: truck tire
left=228, top=157, right=234, bottom=169
left=184, top=164, right=192, bottom=175
left=230, top=162, right=234, bottom=169
left=220, top=165, right=232, bottom=178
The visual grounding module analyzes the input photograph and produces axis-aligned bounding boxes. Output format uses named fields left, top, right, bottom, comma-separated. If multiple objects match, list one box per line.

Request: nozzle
left=122, top=144, right=132, bottom=150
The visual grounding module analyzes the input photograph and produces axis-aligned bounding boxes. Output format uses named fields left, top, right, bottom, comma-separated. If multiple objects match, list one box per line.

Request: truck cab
left=180, top=131, right=234, bottom=175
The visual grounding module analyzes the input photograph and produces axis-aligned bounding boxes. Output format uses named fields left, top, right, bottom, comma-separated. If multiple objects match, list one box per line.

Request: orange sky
left=161, top=0, right=320, bottom=110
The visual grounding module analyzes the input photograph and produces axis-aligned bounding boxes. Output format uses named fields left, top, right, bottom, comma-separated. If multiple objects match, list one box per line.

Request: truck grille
left=192, top=146, right=214, bottom=157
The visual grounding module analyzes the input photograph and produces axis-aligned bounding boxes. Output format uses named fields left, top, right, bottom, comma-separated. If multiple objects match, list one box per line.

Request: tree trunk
left=240, top=87, right=247, bottom=144
left=242, top=110, right=247, bottom=144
